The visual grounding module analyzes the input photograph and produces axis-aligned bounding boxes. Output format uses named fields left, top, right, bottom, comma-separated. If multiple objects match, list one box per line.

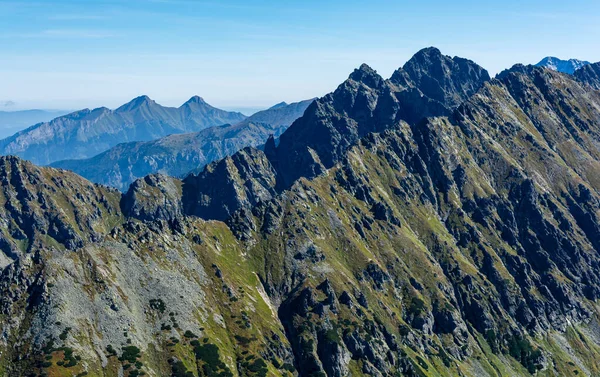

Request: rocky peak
left=271, top=68, right=398, bottom=188
left=0, top=156, right=120, bottom=255
left=495, top=63, right=531, bottom=80
left=183, top=147, right=278, bottom=221
left=264, top=134, right=277, bottom=160
left=575, top=61, right=600, bottom=90
left=391, top=47, right=490, bottom=109
left=121, top=174, right=183, bottom=222
left=536, top=56, right=590, bottom=74
left=348, top=63, right=385, bottom=89
left=5, top=48, right=600, bottom=377
left=180, top=50, right=490, bottom=215
left=407, top=46, right=444, bottom=64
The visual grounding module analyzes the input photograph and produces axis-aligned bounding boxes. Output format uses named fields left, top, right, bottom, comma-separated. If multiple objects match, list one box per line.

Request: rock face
left=3, top=48, right=600, bottom=377
left=536, top=56, right=590, bottom=74
left=121, top=174, right=183, bottom=222
left=0, top=156, right=121, bottom=258
left=271, top=47, right=490, bottom=189
left=50, top=99, right=313, bottom=191
left=0, top=95, right=247, bottom=165
left=391, top=46, right=491, bottom=109
left=183, top=147, right=278, bottom=221
left=575, top=61, right=600, bottom=90
left=186, top=48, right=490, bottom=215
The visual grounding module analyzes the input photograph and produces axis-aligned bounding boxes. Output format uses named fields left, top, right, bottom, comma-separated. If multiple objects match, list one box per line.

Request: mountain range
left=0, top=95, right=247, bottom=165
left=51, top=99, right=314, bottom=191
left=0, top=109, right=69, bottom=138
left=535, top=56, right=590, bottom=74
left=1, top=47, right=600, bottom=377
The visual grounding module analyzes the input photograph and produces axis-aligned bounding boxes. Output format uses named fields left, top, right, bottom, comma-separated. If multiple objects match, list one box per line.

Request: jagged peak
left=496, top=64, right=543, bottom=80
left=402, top=46, right=488, bottom=74
left=574, top=62, right=600, bottom=90
left=538, top=56, right=590, bottom=65
left=264, top=134, right=277, bottom=162
left=411, top=46, right=443, bottom=60
left=536, top=56, right=591, bottom=74
left=348, top=63, right=384, bottom=88
left=0, top=154, right=28, bottom=167
left=390, top=47, right=447, bottom=85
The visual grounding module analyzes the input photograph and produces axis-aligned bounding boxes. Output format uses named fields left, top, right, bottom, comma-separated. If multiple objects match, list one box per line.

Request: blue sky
left=1, top=0, right=599, bottom=111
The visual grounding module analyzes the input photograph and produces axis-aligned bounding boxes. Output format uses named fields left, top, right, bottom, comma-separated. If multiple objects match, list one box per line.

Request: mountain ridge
left=2, top=48, right=600, bottom=377
left=535, top=56, right=591, bottom=74
left=575, top=61, right=600, bottom=90
left=0, top=95, right=247, bottom=165
left=50, top=99, right=314, bottom=191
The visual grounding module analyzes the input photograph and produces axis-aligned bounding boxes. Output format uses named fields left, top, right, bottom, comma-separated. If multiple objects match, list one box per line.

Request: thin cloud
left=0, top=29, right=120, bottom=39
left=42, top=29, right=119, bottom=38
left=48, top=14, right=109, bottom=21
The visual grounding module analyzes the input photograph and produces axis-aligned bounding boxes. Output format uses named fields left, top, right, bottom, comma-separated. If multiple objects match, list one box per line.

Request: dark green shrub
left=282, top=363, right=295, bottom=372
left=59, top=327, right=71, bottom=341
left=407, top=297, right=426, bottom=316
left=246, top=358, right=268, bottom=377
left=149, top=299, right=166, bottom=313
left=184, top=330, right=198, bottom=339
left=171, top=360, right=194, bottom=377
left=121, top=345, right=141, bottom=363
left=106, top=345, right=117, bottom=356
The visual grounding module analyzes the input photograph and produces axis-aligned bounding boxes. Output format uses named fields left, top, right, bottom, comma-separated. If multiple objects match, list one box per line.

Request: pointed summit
left=391, top=46, right=490, bottom=109
left=268, top=102, right=288, bottom=110
left=411, top=46, right=443, bottom=60
left=116, top=95, right=155, bottom=112
left=349, top=63, right=384, bottom=88
left=264, top=134, right=277, bottom=162
left=183, top=95, right=208, bottom=106
left=536, top=56, right=590, bottom=74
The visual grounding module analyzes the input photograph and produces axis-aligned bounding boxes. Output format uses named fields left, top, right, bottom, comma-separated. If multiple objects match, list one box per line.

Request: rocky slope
left=2, top=48, right=600, bottom=377
left=186, top=47, right=490, bottom=210
left=575, top=62, right=600, bottom=90
left=536, top=57, right=590, bottom=74
left=50, top=100, right=313, bottom=192
left=0, top=96, right=246, bottom=165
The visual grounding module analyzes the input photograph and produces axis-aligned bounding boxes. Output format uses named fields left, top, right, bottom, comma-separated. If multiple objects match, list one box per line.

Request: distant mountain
left=535, top=56, right=590, bottom=74
left=575, top=61, right=600, bottom=90
left=51, top=99, right=313, bottom=191
left=0, top=96, right=246, bottom=165
left=0, top=109, right=69, bottom=138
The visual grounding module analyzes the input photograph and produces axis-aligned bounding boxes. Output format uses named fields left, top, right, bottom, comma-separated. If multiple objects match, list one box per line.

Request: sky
left=0, top=0, right=599, bottom=111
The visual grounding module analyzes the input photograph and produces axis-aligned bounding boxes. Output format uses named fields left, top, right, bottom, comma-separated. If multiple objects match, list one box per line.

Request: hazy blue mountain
left=535, top=56, right=590, bottom=74
left=0, top=109, right=70, bottom=138
left=51, top=99, right=313, bottom=191
left=0, top=96, right=246, bottom=165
